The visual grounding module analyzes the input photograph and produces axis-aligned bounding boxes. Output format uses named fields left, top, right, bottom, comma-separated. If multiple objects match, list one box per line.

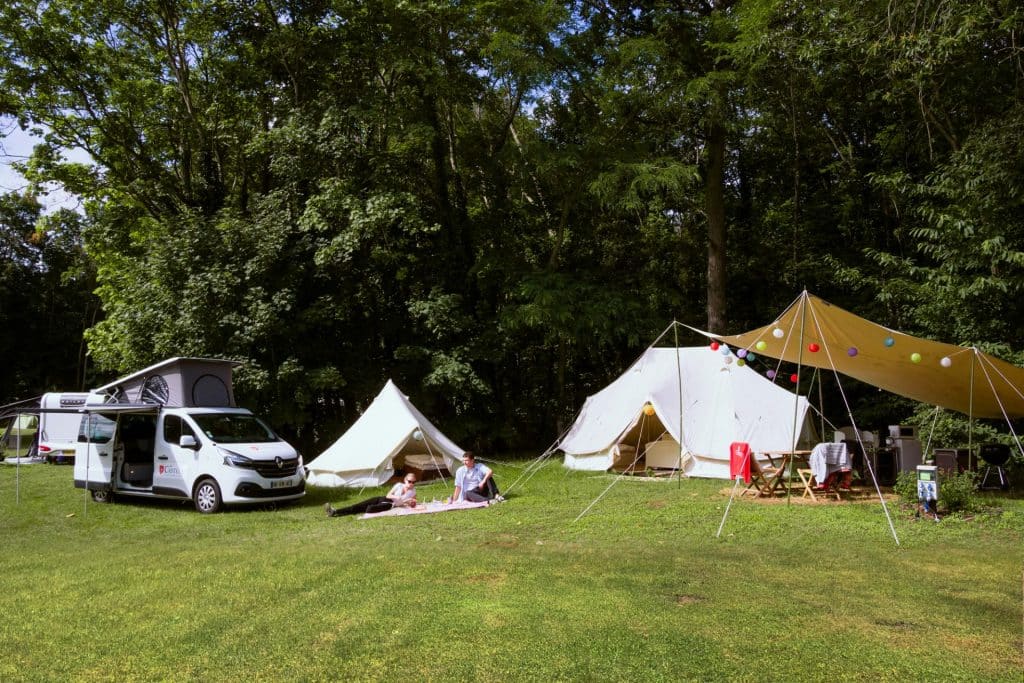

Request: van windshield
left=190, top=414, right=280, bottom=444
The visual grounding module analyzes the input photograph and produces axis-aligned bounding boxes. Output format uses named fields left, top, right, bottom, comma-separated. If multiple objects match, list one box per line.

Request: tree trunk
left=705, top=119, right=727, bottom=333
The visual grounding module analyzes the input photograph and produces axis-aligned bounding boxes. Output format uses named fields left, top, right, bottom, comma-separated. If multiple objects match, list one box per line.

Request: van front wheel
left=91, top=489, right=113, bottom=504
left=194, top=478, right=222, bottom=514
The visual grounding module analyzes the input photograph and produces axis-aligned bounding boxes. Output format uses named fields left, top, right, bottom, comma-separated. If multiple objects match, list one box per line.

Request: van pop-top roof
left=92, top=357, right=241, bottom=408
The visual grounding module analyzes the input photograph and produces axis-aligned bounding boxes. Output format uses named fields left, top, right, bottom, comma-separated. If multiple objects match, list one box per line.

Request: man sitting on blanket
left=452, top=452, right=505, bottom=503
left=325, top=474, right=417, bottom=517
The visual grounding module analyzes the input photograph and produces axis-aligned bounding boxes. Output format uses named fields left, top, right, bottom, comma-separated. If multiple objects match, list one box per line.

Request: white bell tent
left=305, top=380, right=466, bottom=488
left=557, top=346, right=815, bottom=479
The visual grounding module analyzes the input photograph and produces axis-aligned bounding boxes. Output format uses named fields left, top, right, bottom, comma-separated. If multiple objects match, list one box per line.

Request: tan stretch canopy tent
left=695, top=291, right=1024, bottom=421
left=695, top=291, right=1024, bottom=546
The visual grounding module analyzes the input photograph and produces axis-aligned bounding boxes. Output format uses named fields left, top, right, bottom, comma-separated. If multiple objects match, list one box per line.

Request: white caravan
left=73, top=358, right=305, bottom=513
left=38, top=392, right=90, bottom=464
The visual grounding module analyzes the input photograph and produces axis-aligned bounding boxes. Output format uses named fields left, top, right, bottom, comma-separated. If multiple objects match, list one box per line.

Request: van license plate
left=270, top=479, right=293, bottom=489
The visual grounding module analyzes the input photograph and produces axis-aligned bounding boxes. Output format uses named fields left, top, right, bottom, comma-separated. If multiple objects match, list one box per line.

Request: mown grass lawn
left=1, top=459, right=1021, bottom=682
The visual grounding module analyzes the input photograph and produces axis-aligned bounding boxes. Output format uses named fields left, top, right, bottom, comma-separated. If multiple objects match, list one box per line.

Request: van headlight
left=219, top=447, right=254, bottom=468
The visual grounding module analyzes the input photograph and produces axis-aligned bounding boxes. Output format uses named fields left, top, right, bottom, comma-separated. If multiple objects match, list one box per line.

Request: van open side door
left=73, top=406, right=158, bottom=493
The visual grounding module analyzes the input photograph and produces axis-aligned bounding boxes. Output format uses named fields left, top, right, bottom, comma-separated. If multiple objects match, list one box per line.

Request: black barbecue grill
left=978, top=443, right=1011, bottom=490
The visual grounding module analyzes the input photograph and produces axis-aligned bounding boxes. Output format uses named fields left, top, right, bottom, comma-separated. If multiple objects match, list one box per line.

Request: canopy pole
left=968, top=350, right=976, bottom=470
left=817, top=369, right=825, bottom=442
left=922, top=406, right=941, bottom=460
left=787, top=292, right=809, bottom=504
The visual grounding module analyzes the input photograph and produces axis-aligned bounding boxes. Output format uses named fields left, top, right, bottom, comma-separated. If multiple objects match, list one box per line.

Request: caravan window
left=78, top=413, right=116, bottom=444
left=190, top=414, right=279, bottom=444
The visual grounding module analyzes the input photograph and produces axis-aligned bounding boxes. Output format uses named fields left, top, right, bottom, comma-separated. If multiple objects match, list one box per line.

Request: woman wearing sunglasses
left=324, top=473, right=417, bottom=517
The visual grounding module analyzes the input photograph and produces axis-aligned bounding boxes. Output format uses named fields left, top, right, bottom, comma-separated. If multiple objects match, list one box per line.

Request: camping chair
left=742, top=454, right=786, bottom=497
left=797, top=468, right=841, bottom=501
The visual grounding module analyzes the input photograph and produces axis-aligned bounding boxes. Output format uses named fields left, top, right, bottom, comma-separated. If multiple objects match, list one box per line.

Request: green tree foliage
left=1, top=0, right=1023, bottom=453
left=0, top=193, right=97, bottom=401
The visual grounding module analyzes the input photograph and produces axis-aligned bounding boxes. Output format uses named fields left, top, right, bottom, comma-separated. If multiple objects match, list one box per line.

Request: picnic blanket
left=358, top=499, right=490, bottom=520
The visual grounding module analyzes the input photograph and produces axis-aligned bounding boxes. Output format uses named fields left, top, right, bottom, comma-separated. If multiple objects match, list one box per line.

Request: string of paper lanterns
left=709, top=322, right=956, bottom=385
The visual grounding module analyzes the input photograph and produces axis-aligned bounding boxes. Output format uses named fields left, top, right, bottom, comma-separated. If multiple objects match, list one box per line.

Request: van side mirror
left=179, top=435, right=200, bottom=450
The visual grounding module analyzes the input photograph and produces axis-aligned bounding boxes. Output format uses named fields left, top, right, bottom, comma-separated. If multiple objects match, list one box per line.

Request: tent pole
left=674, top=321, right=684, bottom=488
left=923, top=407, right=941, bottom=460
left=787, top=292, right=809, bottom=504
left=817, top=369, right=825, bottom=442
left=968, top=350, right=976, bottom=470
left=649, top=320, right=680, bottom=349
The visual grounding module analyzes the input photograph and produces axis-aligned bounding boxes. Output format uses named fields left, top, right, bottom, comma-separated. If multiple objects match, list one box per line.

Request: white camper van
left=73, top=358, right=305, bottom=513
left=39, top=392, right=90, bottom=464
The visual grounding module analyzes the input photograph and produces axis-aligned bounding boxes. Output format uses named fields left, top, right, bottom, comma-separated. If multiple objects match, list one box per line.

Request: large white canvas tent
left=305, top=380, right=466, bottom=488
left=558, top=347, right=815, bottom=479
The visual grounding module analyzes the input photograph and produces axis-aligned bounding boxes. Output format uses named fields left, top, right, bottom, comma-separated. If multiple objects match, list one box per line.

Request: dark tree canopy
left=1, top=0, right=1022, bottom=453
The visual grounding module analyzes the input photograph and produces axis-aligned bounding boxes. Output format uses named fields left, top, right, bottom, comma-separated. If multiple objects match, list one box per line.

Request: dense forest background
left=1, top=0, right=1022, bottom=457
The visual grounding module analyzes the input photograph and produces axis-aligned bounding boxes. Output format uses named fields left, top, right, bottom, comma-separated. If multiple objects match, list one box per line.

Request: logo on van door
left=159, top=465, right=180, bottom=475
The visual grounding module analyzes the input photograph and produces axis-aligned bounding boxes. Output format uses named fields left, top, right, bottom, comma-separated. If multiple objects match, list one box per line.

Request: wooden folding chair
left=798, top=468, right=841, bottom=501
left=742, top=455, right=786, bottom=496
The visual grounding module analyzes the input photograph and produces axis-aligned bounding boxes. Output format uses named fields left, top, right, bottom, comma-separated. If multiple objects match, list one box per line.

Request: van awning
left=78, top=404, right=160, bottom=414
